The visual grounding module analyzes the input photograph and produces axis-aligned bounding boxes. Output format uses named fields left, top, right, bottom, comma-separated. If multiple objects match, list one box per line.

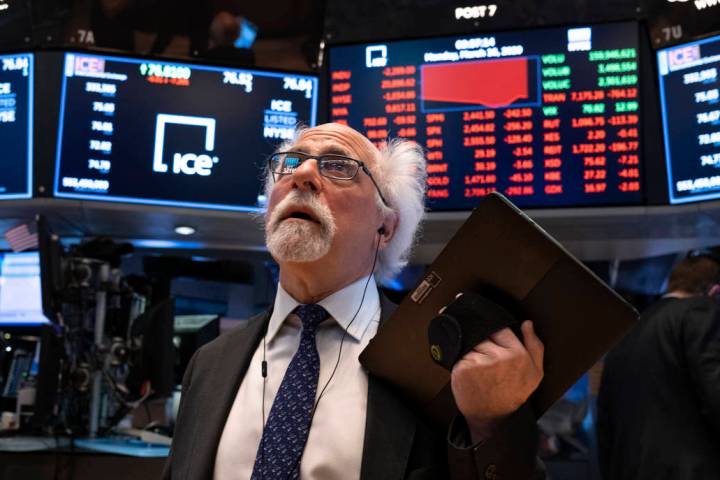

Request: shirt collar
left=266, top=275, right=380, bottom=344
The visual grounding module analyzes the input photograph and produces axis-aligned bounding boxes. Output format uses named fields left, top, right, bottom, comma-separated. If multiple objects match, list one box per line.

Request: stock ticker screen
left=658, top=34, right=720, bottom=204
left=329, top=22, right=643, bottom=209
left=0, top=52, right=33, bottom=200
left=54, top=53, right=318, bottom=210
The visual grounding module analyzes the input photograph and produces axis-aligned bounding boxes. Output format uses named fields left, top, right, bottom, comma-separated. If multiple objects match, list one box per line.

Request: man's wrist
left=465, top=414, right=510, bottom=444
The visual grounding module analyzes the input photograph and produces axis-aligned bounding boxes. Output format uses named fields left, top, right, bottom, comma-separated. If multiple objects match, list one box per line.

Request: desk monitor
left=0, top=252, right=50, bottom=326
left=658, top=34, right=720, bottom=204
left=328, top=22, right=643, bottom=210
left=0, top=52, right=33, bottom=200
left=173, top=314, right=219, bottom=384
left=54, top=53, right=319, bottom=211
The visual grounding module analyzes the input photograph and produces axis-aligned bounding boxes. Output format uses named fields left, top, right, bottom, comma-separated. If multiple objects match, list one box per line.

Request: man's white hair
left=372, top=138, right=427, bottom=281
left=263, top=125, right=427, bottom=282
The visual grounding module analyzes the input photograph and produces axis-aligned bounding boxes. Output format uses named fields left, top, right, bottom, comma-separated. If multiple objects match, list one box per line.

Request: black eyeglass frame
left=268, top=151, right=391, bottom=208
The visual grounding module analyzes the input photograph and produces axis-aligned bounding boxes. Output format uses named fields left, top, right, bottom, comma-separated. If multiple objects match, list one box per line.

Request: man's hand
left=450, top=320, right=544, bottom=444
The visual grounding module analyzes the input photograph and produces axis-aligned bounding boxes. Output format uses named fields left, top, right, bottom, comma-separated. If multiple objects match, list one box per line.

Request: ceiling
left=3, top=197, right=720, bottom=263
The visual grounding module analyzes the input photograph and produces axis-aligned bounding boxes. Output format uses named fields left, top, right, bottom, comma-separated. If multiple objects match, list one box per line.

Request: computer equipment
left=360, top=193, right=639, bottom=427
left=0, top=51, right=33, bottom=200
left=53, top=52, right=318, bottom=210
left=0, top=252, right=50, bottom=327
left=657, top=33, right=720, bottom=204
left=328, top=22, right=643, bottom=209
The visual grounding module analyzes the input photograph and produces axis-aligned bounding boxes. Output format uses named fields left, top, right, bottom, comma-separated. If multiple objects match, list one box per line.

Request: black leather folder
left=360, top=192, right=639, bottom=428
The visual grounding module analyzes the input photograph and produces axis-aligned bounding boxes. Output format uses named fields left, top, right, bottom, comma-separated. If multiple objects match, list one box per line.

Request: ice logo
left=152, top=114, right=219, bottom=177
left=669, top=45, right=701, bottom=68
left=366, top=45, right=388, bottom=68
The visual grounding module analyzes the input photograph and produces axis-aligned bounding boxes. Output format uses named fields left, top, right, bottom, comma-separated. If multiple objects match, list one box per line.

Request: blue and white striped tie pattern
left=251, top=304, right=329, bottom=480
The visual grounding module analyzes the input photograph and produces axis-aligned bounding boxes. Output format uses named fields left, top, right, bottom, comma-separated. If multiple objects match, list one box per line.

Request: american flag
left=4, top=223, right=38, bottom=252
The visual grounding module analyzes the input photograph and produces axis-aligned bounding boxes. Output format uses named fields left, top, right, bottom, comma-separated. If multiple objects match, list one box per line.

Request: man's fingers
left=521, top=320, right=544, bottom=372
left=488, top=327, right=523, bottom=349
left=470, top=341, right=501, bottom=359
left=468, top=323, right=543, bottom=369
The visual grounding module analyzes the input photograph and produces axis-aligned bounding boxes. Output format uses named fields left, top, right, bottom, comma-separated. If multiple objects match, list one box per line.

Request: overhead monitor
left=658, top=34, right=720, bottom=204
left=328, top=22, right=643, bottom=210
left=54, top=53, right=318, bottom=211
left=0, top=252, right=50, bottom=326
left=0, top=52, right=33, bottom=200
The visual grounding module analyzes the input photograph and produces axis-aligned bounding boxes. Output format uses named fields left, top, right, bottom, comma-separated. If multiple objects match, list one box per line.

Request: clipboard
left=360, top=192, right=639, bottom=428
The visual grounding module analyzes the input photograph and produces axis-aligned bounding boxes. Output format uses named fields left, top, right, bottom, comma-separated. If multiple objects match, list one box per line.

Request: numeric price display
left=0, top=53, right=33, bottom=199
left=54, top=53, right=318, bottom=210
left=329, top=22, right=643, bottom=209
left=658, top=34, right=720, bottom=204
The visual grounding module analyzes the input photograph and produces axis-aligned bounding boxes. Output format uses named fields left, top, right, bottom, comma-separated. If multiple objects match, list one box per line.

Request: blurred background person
left=597, top=252, right=720, bottom=480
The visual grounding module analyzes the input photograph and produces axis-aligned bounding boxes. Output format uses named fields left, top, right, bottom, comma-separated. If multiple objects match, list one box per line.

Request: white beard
left=265, top=190, right=336, bottom=263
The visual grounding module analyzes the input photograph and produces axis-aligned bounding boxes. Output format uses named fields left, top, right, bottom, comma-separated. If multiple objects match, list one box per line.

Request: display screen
left=0, top=52, right=33, bottom=200
left=658, top=34, right=720, bottom=204
left=54, top=53, right=318, bottom=210
left=0, top=252, right=49, bottom=326
left=329, top=22, right=643, bottom=209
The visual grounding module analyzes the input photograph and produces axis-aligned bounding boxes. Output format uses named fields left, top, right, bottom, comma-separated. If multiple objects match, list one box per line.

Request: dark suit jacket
left=163, top=296, right=542, bottom=479
left=597, top=296, right=720, bottom=480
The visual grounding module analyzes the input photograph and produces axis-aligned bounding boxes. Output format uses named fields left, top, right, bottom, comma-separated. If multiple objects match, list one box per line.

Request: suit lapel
left=188, top=311, right=270, bottom=480
left=360, top=295, right=417, bottom=480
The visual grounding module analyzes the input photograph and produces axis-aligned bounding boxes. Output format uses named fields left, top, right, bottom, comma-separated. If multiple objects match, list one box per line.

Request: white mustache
left=266, top=190, right=336, bottom=236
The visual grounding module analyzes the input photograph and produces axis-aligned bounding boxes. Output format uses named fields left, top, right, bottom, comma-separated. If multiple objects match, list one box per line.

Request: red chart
left=421, top=57, right=538, bottom=110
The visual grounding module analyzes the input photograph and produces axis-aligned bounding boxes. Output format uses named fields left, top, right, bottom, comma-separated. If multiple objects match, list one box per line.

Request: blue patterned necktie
left=251, top=304, right=329, bottom=480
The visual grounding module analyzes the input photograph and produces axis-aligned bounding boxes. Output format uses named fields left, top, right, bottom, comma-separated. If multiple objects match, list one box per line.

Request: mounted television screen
left=329, top=22, right=643, bottom=210
left=54, top=53, right=318, bottom=211
left=0, top=252, right=49, bottom=326
left=658, top=34, right=720, bottom=204
left=0, top=52, right=33, bottom=200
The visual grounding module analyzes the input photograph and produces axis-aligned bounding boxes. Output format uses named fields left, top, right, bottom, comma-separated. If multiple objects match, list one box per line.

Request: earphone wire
left=310, top=232, right=381, bottom=417
left=259, top=231, right=383, bottom=480
left=259, top=329, right=268, bottom=480
left=286, top=231, right=381, bottom=480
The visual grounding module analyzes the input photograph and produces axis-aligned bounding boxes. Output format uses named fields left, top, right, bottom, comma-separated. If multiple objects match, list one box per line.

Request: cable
left=281, top=232, right=382, bottom=480
left=258, top=329, right=268, bottom=478
left=310, top=238, right=379, bottom=419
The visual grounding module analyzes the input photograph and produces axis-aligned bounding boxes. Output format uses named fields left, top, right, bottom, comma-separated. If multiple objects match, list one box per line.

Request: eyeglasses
left=268, top=151, right=391, bottom=207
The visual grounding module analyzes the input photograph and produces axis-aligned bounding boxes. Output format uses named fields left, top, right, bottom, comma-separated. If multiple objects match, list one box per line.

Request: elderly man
left=163, top=123, right=545, bottom=479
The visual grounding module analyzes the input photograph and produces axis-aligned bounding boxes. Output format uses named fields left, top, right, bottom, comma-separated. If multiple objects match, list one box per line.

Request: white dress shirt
left=214, top=275, right=381, bottom=480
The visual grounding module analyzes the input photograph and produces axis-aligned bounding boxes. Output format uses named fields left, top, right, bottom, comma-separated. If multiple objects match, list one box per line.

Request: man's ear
left=708, top=284, right=720, bottom=298
left=378, top=212, right=399, bottom=250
